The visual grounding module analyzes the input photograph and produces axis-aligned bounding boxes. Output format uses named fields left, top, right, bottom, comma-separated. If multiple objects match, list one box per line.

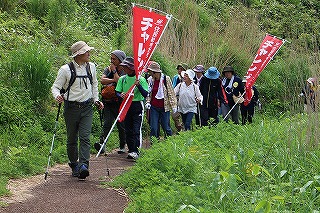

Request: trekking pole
left=197, top=103, right=201, bottom=127
left=44, top=103, right=62, bottom=180
left=95, top=113, right=120, bottom=157
left=97, top=108, right=110, bottom=176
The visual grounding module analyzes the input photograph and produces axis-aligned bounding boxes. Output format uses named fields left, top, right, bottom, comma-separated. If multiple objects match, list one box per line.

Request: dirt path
left=0, top=150, right=135, bottom=213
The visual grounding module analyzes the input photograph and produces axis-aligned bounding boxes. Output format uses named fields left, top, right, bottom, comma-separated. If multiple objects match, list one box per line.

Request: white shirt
left=174, top=82, right=203, bottom=114
left=51, top=61, right=99, bottom=102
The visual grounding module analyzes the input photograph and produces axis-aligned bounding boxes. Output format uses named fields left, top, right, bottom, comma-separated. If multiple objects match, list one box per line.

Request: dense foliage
left=110, top=115, right=320, bottom=212
left=0, top=0, right=319, bottom=211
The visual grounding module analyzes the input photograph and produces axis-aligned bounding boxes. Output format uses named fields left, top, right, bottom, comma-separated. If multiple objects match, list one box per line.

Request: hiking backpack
left=62, top=62, right=93, bottom=101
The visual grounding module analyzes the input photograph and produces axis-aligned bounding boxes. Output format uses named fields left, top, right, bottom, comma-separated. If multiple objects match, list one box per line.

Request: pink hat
left=193, top=65, right=205, bottom=73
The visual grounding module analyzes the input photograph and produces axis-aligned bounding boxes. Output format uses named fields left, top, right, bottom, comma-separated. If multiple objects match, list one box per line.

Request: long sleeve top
left=51, top=61, right=99, bottom=103
left=174, top=82, right=203, bottom=114
left=146, top=75, right=177, bottom=112
left=199, top=76, right=228, bottom=108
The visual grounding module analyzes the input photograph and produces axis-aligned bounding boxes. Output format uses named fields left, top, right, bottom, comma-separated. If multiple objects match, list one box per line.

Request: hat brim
left=182, top=70, right=195, bottom=80
left=71, top=46, right=94, bottom=58
left=119, top=63, right=135, bottom=70
left=148, top=68, right=162, bottom=73
left=204, top=72, right=220, bottom=79
left=193, top=68, right=205, bottom=73
left=222, top=70, right=234, bottom=74
left=177, top=64, right=188, bottom=70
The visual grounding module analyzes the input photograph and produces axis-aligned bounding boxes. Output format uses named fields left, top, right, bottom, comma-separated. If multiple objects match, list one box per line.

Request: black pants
left=240, top=103, right=255, bottom=125
left=200, top=105, right=219, bottom=126
left=123, top=101, right=144, bottom=153
left=102, top=101, right=126, bottom=149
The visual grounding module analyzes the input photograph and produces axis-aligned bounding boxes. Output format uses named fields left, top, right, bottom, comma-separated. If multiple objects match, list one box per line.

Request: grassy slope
left=111, top=114, right=320, bottom=212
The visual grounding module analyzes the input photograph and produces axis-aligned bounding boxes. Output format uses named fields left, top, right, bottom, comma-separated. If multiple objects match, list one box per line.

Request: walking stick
left=44, top=103, right=62, bottom=180
left=197, top=103, right=201, bottom=127
left=98, top=108, right=103, bottom=127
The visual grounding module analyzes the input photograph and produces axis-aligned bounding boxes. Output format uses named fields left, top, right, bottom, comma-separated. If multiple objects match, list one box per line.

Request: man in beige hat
left=51, top=41, right=104, bottom=180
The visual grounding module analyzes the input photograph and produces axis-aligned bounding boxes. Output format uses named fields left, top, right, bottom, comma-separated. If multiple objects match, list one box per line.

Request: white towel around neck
left=155, top=73, right=165, bottom=99
left=222, top=75, right=234, bottom=91
left=148, top=73, right=165, bottom=99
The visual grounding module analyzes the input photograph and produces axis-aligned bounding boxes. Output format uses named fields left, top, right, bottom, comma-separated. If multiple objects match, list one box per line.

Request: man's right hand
left=55, top=95, right=64, bottom=103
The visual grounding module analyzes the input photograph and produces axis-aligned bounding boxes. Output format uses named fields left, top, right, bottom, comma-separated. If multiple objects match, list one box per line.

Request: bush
left=26, top=0, right=51, bottom=20
left=0, top=87, right=34, bottom=128
left=0, top=0, right=20, bottom=12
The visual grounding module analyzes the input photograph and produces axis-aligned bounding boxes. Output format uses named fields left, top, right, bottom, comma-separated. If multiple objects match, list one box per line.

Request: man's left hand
left=95, top=101, right=104, bottom=110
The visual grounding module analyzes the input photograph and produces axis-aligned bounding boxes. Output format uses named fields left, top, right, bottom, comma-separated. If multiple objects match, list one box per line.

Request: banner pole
left=223, top=91, right=246, bottom=121
left=110, top=4, right=174, bottom=133
left=95, top=87, right=135, bottom=157
left=133, top=3, right=181, bottom=23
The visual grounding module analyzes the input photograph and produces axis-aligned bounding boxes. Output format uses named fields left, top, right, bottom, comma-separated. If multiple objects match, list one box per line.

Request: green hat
left=176, top=63, right=188, bottom=71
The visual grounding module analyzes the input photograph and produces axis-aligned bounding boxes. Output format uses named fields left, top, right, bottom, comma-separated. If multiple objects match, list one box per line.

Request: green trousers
left=64, top=104, right=93, bottom=167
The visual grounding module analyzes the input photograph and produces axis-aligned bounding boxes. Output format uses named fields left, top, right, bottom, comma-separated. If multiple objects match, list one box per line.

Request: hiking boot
left=68, top=162, right=79, bottom=177
left=127, top=152, right=139, bottom=160
left=117, top=148, right=126, bottom=154
left=78, top=164, right=89, bottom=180
left=94, top=142, right=105, bottom=154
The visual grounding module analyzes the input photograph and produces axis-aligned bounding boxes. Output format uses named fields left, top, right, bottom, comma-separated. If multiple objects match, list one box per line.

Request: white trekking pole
left=44, top=103, right=62, bottom=180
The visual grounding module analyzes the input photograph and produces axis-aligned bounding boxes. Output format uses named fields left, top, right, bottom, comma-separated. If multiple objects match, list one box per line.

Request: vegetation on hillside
left=110, top=115, right=320, bottom=212
left=0, top=0, right=319, bottom=211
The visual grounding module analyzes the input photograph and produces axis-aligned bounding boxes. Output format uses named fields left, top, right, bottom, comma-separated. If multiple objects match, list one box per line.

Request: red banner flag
left=118, top=5, right=172, bottom=122
left=118, top=85, right=135, bottom=122
left=133, top=5, right=170, bottom=77
left=243, top=34, right=285, bottom=106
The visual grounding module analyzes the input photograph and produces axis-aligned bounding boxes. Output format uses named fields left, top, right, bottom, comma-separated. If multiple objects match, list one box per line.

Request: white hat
left=307, top=77, right=315, bottom=85
left=70, top=41, right=94, bottom=58
left=182, top=69, right=195, bottom=80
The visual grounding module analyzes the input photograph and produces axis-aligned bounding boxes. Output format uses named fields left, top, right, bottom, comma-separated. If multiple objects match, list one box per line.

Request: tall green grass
left=130, top=1, right=316, bottom=115
left=7, top=41, right=53, bottom=106
left=110, top=114, right=320, bottom=212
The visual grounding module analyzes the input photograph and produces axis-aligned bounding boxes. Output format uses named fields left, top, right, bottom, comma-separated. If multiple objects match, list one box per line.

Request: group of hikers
left=51, top=41, right=260, bottom=180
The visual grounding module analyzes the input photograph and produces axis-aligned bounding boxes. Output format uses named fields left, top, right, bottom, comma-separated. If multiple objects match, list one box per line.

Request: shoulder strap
left=86, top=63, right=93, bottom=85
left=65, top=61, right=77, bottom=101
left=67, top=62, right=93, bottom=89
left=65, top=62, right=77, bottom=101
left=164, top=75, right=167, bottom=88
left=193, top=83, right=197, bottom=98
left=67, top=62, right=77, bottom=93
